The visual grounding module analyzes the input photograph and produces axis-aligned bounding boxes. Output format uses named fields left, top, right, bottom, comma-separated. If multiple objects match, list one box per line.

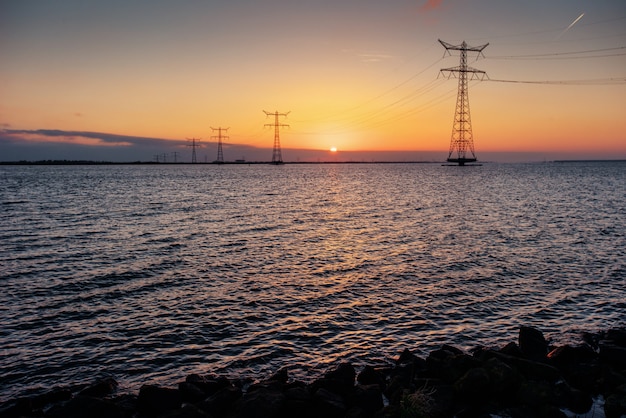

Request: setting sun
left=330, top=147, right=337, bottom=152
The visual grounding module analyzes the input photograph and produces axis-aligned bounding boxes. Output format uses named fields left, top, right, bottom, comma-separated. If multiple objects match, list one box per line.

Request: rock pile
left=1, top=326, right=625, bottom=418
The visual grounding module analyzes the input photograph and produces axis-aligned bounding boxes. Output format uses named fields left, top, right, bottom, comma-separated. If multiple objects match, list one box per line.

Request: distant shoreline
left=1, top=159, right=625, bottom=166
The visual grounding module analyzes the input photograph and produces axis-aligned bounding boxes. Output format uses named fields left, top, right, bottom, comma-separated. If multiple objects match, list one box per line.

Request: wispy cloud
left=419, top=0, right=444, bottom=13
left=342, top=49, right=394, bottom=63
left=1, top=129, right=178, bottom=148
left=358, top=52, right=395, bottom=63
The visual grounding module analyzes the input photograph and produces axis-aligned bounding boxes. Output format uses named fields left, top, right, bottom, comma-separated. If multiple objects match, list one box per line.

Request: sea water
left=1, top=162, right=624, bottom=401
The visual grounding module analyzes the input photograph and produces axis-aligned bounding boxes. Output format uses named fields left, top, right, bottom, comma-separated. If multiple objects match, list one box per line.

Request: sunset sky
left=1, top=0, right=625, bottom=162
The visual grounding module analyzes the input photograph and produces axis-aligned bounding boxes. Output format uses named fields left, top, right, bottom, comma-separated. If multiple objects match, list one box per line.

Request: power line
left=488, top=77, right=626, bottom=85
left=490, top=46, right=626, bottom=60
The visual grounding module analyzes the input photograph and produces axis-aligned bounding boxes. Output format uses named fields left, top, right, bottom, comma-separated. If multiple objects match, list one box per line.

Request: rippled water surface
left=1, top=162, right=625, bottom=401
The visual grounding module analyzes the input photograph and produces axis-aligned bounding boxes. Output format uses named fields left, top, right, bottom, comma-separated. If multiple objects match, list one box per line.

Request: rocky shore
left=2, top=326, right=625, bottom=418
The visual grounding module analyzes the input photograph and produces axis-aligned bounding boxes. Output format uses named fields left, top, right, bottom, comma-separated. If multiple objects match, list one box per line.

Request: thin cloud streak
left=419, top=0, right=444, bottom=13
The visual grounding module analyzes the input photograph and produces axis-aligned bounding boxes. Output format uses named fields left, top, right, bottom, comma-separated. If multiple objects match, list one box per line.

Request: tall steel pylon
left=263, top=110, right=290, bottom=165
left=211, top=127, right=229, bottom=164
left=439, top=39, right=488, bottom=165
left=186, top=137, right=201, bottom=163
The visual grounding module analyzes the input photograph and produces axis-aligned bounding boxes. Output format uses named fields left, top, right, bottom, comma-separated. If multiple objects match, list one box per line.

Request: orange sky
left=1, top=1, right=625, bottom=161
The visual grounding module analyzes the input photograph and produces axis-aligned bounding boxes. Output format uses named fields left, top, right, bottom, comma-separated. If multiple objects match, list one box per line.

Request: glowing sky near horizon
left=1, top=0, right=625, bottom=161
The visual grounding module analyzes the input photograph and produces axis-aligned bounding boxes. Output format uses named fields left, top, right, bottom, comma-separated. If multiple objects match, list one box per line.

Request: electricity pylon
left=211, top=127, right=229, bottom=164
left=186, top=137, right=201, bottom=163
left=263, top=110, right=290, bottom=165
left=439, top=39, right=488, bottom=165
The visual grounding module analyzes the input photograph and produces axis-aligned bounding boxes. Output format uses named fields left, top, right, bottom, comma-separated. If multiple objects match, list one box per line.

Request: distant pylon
left=439, top=39, right=488, bottom=165
left=211, top=127, right=229, bottom=164
left=186, top=137, right=201, bottom=163
left=263, top=110, right=290, bottom=164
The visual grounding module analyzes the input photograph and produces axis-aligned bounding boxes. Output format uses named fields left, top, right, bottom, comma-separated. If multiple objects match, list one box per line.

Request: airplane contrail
left=556, top=12, right=585, bottom=39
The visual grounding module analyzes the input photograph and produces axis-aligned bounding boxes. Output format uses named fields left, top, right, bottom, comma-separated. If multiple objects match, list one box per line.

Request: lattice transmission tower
left=439, top=39, right=489, bottom=165
left=211, top=127, right=229, bottom=164
left=186, top=137, right=201, bottom=163
left=263, top=110, right=290, bottom=165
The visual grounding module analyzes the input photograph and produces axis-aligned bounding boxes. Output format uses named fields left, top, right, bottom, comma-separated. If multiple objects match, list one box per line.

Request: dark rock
left=606, top=328, right=626, bottom=347
left=396, top=348, right=417, bottom=365
left=234, top=387, right=286, bottom=418
left=314, top=388, right=348, bottom=418
left=267, top=367, right=289, bottom=385
left=324, top=362, right=356, bottom=387
left=426, top=347, right=481, bottom=383
left=553, top=381, right=592, bottom=414
left=46, top=395, right=124, bottom=418
left=500, top=342, right=525, bottom=358
left=547, top=344, right=597, bottom=370
left=599, top=343, right=626, bottom=368
left=519, top=326, right=549, bottom=362
left=31, top=388, right=73, bottom=410
left=351, top=384, right=383, bottom=415
left=158, top=403, right=212, bottom=418
left=357, top=365, right=385, bottom=389
left=516, top=380, right=554, bottom=408
left=283, top=386, right=314, bottom=418
left=483, top=357, right=522, bottom=399
left=137, top=384, right=182, bottom=417
left=454, top=367, right=490, bottom=401
left=197, top=385, right=242, bottom=416
left=78, top=377, right=119, bottom=398
left=185, top=374, right=231, bottom=397
left=179, top=381, right=208, bottom=403
left=483, top=350, right=561, bottom=382
left=605, top=392, right=626, bottom=418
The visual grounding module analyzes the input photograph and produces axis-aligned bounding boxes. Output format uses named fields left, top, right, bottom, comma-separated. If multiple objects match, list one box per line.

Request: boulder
left=234, top=387, right=286, bottom=418
left=46, top=395, right=125, bottom=418
left=197, top=385, right=242, bottom=416
left=313, top=387, right=348, bottom=418
left=78, top=377, right=119, bottom=398
left=519, top=326, right=549, bottom=362
left=137, top=385, right=182, bottom=417
left=356, top=365, right=385, bottom=389
left=351, top=384, right=383, bottom=415
left=324, top=362, right=356, bottom=387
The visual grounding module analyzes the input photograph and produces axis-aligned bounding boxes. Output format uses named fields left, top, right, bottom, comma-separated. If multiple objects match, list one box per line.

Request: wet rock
left=185, top=374, right=231, bottom=397
left=483, top=357, right=522, bottom=399
left=313, top=387, right=347, bottom=418
left=178, top=381, right=208, bottom=403
left=547, top=344, right=597, bottom=370
left=516, top=380, right=554, bottom=409
left=46, top=395, right=124, bottom=418
left=606, top=328, right=626, bottom=346
left=357, top=365, right=385, bottom=389
left=78, top=377, right=119, bottom=398
left=324, top=362, right=356, bottom=387
left=234, top=387, right=286, bottom=418
left=426, top=346, right=480, bottom=383
left=605, top=389, right=626, bottom=418
left=519, top=326, right=549, bottom=362
left=500, top=341, right=525, bottom=358
left=553, top=381, right=592, bottom=414
left=484, top=350, right=561, bottom=382
left=599, top=343, right=626, bottom=369
left=454, top=367, right=490, bottom=401
left=282, top=386, right=314, bottom=418
left=351, top=384, right=383, bottom=416
left=137, top=384, right=182, bottom=417
left=158, top=403, right=212, bottom=418
left=197, top=384, right=242, bottom=416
